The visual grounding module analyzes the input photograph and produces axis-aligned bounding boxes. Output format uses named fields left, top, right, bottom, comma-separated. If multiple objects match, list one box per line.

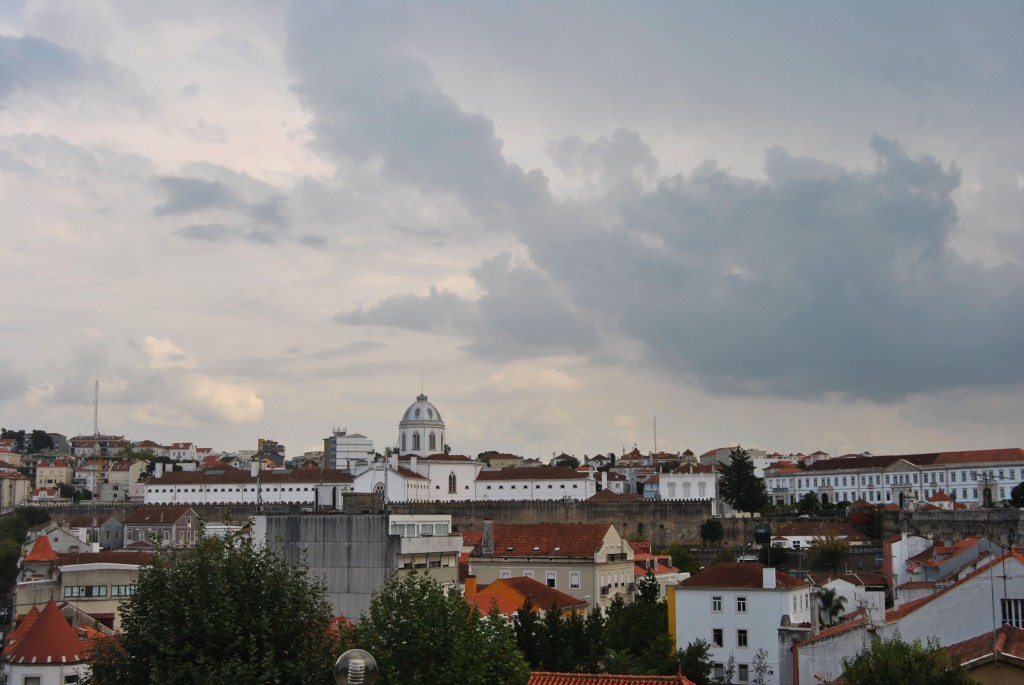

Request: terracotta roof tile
left=473, top=523, right=620, bottom=559
left=5, top=600, right=90, bottom=664
left=945, top=624, right=1024, bottom=664
left=477, top=466, right=588, bottom=481
left=486, top=576, right=589, bottom=611
left=124, top=506, right=194, bottom=525
left=678, top=562, right=808, bottom=590
left=587, top=489, right=640, bottom=502
left=58, top=551, right=152, bottom=566
left=25, top=535, right=58, bottom=562
left=149, top=467, right=353, bottom=486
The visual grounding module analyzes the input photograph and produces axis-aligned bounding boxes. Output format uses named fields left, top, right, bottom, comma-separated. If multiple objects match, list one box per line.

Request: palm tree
left=818, top=587, right=848, bottom=627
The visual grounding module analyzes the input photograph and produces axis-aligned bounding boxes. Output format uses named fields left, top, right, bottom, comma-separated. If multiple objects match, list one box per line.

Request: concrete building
left=123, top=506, right=200, bottom=549
left=0, top=471, right=30, bottom=509
left=324, top=428, right=375, bottom=471
left=256, top=513, right=461, bottom=620
left=669, top=562, right=813, bottom=685
left=35, top=459, right=74, bottom=490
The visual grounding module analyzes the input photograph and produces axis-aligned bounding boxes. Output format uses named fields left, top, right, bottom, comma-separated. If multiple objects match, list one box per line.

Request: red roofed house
left=35, top=458, right=74, bottom=490
left=68, top=514, right=124, bottom=550
left=3, top=600, right=92, bottom=684
left=467, top=521, right=635, bottom=613
left=669, top=562, right=812, bottom=685
left=632, top=542, right=685, bottom=601
left=465, top=574, right=589, bottom=621
left=794, top=548, right=1024, bottom=685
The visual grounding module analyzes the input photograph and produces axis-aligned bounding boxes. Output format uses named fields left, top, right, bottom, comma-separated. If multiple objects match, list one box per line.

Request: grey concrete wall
left=265, top=514, right=396, bottom=621
left=884, top=507, right=1024, bottom=546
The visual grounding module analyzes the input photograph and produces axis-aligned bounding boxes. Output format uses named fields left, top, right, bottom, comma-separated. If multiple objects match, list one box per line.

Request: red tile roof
left=927, top=490, right=953, bottom=502
left=58, top=551, right=152, bottom=566
left=67, top=514, right=113, bottom=528
left=671, top=462, right=713, bottom=474
left=530, top=673, right=694, bottom=685
left=806, top=448, right=1024, bottom=472
left=25, top=535, right=58, bottom=562
left=5, top=600, right=90, bottom=664
left=477, top=466, right=588, bottom=481
left=7, top=606, right=40, bottom=643
left=678, top=562, right=808, bottom=590
left=124, top=506, right=194, bottom=525
left=587, top=489, right=640, bottom=502
left=484, top=576, right=589, bottom=612
left=474, top=523, right=619, bottom=558
left=148, top=467, right=353, bottom=486
left=467, top=591, right=521, bottom=617
left=945, top=624, right=1024, bottom=665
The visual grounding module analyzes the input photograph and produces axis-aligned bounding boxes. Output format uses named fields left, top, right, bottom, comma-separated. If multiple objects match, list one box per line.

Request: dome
left=400, top=393, right=443, bottom=424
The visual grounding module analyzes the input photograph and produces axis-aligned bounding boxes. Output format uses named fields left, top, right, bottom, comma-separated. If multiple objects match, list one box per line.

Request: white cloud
left=140, top=336, right=198, bottom=370
left=186, top=376, right=265, bottom=425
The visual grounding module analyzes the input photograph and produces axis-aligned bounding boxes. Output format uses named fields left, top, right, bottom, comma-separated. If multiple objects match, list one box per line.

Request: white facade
left=657, top=463, right=717, bottom=502
left=143, top=466, right=353, bottom=507
left=398, top=393, right=445, bottom=457
left=672, top=565, right=812, bottom=685
left=474, top=467, right=597, bottom=501
left=767, top=448, right=1024, bottom=508
left=324, top=429, right=375, bottom=471
left=168, top=442, right=197, bottom=461
left=405, top=454, right=482, bottom=502
left=351, top=458, right=431, bottom=502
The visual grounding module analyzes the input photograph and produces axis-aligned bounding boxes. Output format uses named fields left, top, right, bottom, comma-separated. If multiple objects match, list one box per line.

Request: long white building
left=766, top=448, right=1024, bottom=508
left=143, top=462, right=353, bottom=507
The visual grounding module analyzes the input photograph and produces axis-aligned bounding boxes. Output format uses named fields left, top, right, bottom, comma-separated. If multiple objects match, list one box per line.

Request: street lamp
left=335, top=649, right=379, bottom=685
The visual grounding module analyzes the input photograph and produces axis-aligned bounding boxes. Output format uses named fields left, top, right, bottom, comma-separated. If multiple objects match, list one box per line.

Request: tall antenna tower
left=653, top=417, right=658, bottom=454
left=93, top=379, right=100, bottom=438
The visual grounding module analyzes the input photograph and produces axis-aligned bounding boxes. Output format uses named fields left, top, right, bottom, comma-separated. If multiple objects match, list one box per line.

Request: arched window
left=667, top=482, right=677, bottom=498
left=401, top=434, right=406, bottom=452
left=412, top=433, right=420, bottom=451
left=682, top=482, right=691, bottom=498
left=448, top=472, right=457, bottom=494
left=698, top=482, right=706, bottom=498
left=429, top=432, right=436, bottom=451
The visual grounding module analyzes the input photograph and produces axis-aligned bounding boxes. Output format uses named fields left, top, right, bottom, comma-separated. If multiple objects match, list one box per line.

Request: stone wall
left=883, top=507, right=1023, bottom=546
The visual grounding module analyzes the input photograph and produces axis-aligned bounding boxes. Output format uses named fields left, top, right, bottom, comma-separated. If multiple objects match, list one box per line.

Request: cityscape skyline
left=1, top=2, right=1021, bottom=460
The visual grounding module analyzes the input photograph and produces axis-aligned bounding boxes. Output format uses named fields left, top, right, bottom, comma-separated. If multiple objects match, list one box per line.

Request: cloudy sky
left=1, top=1, right=1022, bottom=461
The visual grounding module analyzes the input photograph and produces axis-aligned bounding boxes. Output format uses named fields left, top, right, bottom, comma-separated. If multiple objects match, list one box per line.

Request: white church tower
left=398, top=393, right=445, bottom=457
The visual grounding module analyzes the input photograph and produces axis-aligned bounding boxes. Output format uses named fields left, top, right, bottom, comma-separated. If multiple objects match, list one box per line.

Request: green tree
left=0, top=429, right=25, bottom=453
left=513, top=595, right=543, bottom=668
left=752, top=648, right=771, bottom=685
left=712, top=549, right=737, bottom=565
left=1010, top=482, right=1024, bottom=507
left=677, top=639, right=714, bottom=685
left=700, top=518, right=724, bottom=547
left=812, top=529, right=849, bottom=572
left=582, top=605, right=606, bottom=672
left=840, top=632, right=974, bottom=685
left=718, top=447, right=769, bottom=513
left=29, top=429, right=54, bottom=453
left=604, top=594, right=676, bottom=675
left=797, top=492, right=820, bottom=514
left=89, top=534, right=338, bottom=685
left=636, top=568, right=660, bottom=604
left=667, top=543, right=701, bottom=574
left=541, top=602, right=569, bottom=671
left=818, top=587, right=848, bottom=627
left=359, top=571, right=529, bottom=685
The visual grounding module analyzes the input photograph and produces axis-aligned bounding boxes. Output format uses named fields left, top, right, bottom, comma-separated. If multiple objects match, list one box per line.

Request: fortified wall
left=882, top=507, right=1024, bottom=546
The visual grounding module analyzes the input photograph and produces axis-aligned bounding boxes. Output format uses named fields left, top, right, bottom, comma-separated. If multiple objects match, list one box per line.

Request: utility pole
left=93, top=379, right=100, bottom=438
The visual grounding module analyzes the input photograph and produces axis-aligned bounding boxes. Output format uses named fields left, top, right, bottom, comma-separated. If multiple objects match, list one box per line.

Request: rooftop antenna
left=93, top=379, right=100, bottom=438
left=653, top=416, right=657, bottom=454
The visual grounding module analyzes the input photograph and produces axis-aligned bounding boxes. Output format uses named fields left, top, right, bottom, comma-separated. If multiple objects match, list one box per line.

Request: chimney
left=762, top=566, right=777, bottom=590
left=250, top=458, right=259, bottom=478
left=482, top=518, right=494, bottom=557
left=602, top=471, right=608, bottom=490
left=465, top=575, right=477, bottom=596
left=410, top=456, right=418, bottom=473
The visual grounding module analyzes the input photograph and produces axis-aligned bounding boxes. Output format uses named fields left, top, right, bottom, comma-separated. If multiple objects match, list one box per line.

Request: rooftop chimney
left=482, top=518, right=494, bottom=557
left=250, top=458, right=259, bottom=478
left=465, top=575, right=477, bottom=597
left=762, top=566, right=777, bottom=590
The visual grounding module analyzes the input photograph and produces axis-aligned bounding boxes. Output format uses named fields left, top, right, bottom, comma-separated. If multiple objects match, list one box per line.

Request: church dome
left=401, top=394, right=443, bottom=424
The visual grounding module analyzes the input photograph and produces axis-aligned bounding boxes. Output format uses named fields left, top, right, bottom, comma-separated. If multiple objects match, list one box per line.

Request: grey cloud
left=247, top=195, right=288, bottom=227
left=154, top=176, right=234, bottom=215
left=175, top=223, right=232, bottom=242
left=338, top=286, right=477, bottom=333
left=0, top=361, right=29, bottom=405
left=0, top=34, right=150, bottom=110
left=546, top=128, right=658, bottom=185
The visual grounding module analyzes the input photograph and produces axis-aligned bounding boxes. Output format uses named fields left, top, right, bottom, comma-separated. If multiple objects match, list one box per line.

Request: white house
left=795, top=548, right=1024, bottom=685
left=474, top=466, right=597, bottom=501
left=670, top=562, right=813, bottom=685
left=143, top=462, right=354, bottom=507
left=168, top=442, right=197, bottom=461
left=351, top=457, right=431, bottom=502
left=656, top=462, right=717, bottom=505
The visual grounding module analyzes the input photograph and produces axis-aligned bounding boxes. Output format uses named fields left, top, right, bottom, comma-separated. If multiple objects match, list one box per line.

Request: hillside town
left=2, top=393, right=1024, bottom=683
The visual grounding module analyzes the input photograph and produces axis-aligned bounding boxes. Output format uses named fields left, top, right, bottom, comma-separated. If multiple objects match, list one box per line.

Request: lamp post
left=335, top=649, right=379, bottom=685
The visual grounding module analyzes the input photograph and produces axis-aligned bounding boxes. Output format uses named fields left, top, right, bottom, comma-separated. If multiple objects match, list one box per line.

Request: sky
left=1, top=1, right=1022, bottom=461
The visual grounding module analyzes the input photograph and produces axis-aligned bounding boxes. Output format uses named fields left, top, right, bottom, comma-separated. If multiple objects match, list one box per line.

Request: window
left=500, top=570, right=511, bottom=579
left=714, top=663, right=724, bottom=680
left=738, top=664, right=749, bottom=682
left=951, top=472, right=956, bottom=482
left=412, top=433, right=420, bottom=451
left=712, top=595, right=722, bottom=612
left=448, top=473, right=457, bottom=494
left=570, top=572, right=581, bottom=589
left=429, top=432, right=436, bottom=451
left=737, top=629, right=748, bottom=647
left=24, top=678, right=41, bottom=685
left=1003, top=599, right=1024, bottom=628
left=736, top=596, right=747, bottom=613
left=712, top=628, right=723, bottom=647
left=523, top=571, right=534, bottom=579
left=546, top=572, right=556, bottom=588
left=64, top=585, right=107, bottom=598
